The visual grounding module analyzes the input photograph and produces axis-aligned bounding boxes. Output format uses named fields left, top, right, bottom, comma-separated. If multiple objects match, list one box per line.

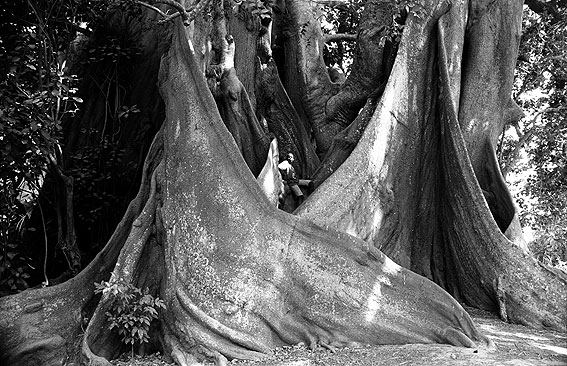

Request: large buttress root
left=153, top=20, right=490, bottom=364
left=436, top=32, right=567, bottom=332
left=457, top=0, right=529, bottom=251
left=81, top=159, right=164, bottom=365
left=298, top=0, right=567, bottom=331
left=310, top=96, right=379, bottom=189
left=296, top=0, right=453, bottom=266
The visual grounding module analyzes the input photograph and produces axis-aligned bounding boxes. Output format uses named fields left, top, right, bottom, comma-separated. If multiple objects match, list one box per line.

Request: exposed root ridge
left=437, top=25, right=567, bottom=332
left=175, top=287, right=272, bottom=355
left=81, top=158, right=165, bottom=364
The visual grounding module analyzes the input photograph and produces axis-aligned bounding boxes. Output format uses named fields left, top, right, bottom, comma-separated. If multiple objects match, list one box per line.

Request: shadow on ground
left=112, top=307, right=567, bottom=366
left=230, top=307, right=567, bottom=366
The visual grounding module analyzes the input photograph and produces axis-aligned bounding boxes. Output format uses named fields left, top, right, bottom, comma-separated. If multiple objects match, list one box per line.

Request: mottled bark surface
left=310, top=93, right=379, bottom=189
left=457, top=0, right=528, bottom=249
left=155, top=25, right=491, bottom=364
left=273, top=0, right=335, bottom=153
left=298, top=0, right=567, bottom=331
left=322, top=0, right=394, bottom=134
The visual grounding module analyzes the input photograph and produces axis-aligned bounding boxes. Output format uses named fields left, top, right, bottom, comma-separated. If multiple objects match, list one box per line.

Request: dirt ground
left=113, top=307, right=567, bottom=366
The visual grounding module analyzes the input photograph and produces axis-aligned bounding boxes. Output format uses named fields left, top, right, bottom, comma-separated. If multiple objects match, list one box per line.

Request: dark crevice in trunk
left=410, top=34, right=446, bottom=284
left=310, top=95, right=379, bottom=188
left=475, top=141, right=516, bottom=234
left=216, top=67, right=272, bottom=177
left=256, top=59, right=320, bottom=179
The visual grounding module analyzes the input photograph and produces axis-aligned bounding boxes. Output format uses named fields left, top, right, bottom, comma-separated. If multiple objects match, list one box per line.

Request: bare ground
left=112, top=307, right=567, bottom=366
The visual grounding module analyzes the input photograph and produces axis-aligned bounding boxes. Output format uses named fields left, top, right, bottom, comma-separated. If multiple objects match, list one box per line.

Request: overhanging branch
left=137, top=1, right=169, bottom=18
left=137, top=0, right=212, bottom=26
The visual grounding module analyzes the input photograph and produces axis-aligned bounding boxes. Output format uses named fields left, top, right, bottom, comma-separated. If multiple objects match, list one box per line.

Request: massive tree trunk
left=1, top=0, right=565, bottom=365
left=297, top=0, right=566, bottom=331
left=1, top=15, right=492, bottom=366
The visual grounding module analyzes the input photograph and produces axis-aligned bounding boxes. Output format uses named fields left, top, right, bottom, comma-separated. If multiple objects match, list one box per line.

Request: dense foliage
left=501, top=4, right=567, bottom=270
left=0, top=0, right=88, bottom=294
left=0, top=0, right=147, bottom=294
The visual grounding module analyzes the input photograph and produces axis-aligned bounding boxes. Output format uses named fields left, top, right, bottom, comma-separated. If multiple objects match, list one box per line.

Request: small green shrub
left=94, top=280, right=165, bottom=348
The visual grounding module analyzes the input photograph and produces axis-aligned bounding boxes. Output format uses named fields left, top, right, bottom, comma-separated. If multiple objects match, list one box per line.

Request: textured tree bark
left=322, top=0, right=395, bottom=135
left=297, top=0, right=451, bottom=266
left=210, top=0, right=272, bottom=177
left=256, top=58, right=320, bottom=178
left=304, top=0, right=398, bottom=177
left=152, top=23, right=491, bottom=364
left=457, top=0, right=527, bottom=249
left=437, top=32, right=567, bottom=329
left=273, top=0, right=335, bottom=153
left=298, top=0, right=567, bottom=331
left=309, top=85, right=383, bottom=189
left=274, top=0, right=397, bottom=156
left=216, top=61, right=272, bottom=177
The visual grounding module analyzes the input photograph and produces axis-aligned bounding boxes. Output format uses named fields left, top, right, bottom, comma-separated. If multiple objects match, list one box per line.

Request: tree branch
left=323, top=33, right=357, bottom=43
left=137, top=1, right=169, bottom=18
left=524, top=0, right=564, bottom=22
left=137, top=0, right=212, bottom=26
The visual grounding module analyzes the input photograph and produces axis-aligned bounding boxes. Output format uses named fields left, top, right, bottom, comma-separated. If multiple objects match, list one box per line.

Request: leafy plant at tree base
left=94, top=280, right=165, bottom=353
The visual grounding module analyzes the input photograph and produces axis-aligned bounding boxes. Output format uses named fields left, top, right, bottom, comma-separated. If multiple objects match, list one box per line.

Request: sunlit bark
left=298, top=0, right=567, bottom=331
